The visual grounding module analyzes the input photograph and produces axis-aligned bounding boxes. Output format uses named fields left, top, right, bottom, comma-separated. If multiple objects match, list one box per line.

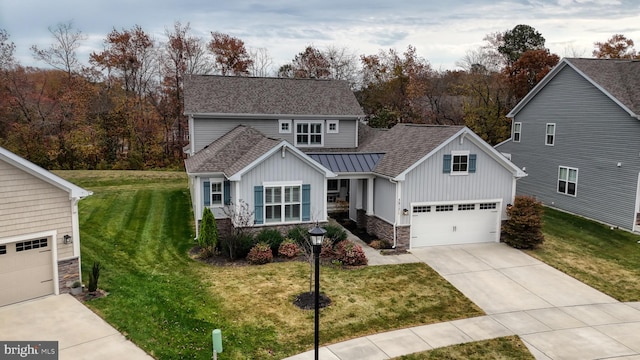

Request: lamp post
left=308, top=224, right=326, bottom=360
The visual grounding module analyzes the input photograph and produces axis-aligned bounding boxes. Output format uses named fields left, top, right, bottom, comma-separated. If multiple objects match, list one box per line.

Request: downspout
left=389, top=178, right=399, bottom=249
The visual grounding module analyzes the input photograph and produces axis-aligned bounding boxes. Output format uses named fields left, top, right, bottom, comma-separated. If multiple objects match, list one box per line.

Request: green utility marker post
left=212, top=329, right=223, bottom=360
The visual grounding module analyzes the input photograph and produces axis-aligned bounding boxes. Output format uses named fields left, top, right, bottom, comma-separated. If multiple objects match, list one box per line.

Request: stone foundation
left=361, top=214, right=412, bottom=250
left=57, top=257, right=80, bottom=294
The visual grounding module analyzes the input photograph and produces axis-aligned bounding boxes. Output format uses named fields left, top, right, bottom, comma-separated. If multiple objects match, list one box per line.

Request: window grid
left=435, top=205, right=454, bottom=212
left=458, top=204, right=475, bottom=211
left=546, top=123, right=555, bottom=146
left=413, top=206, right=431, bottom=213
left=16, top=238, right=47, bottom=252
left=265, top=185, right=301, bottom=223
left=479, top=203, right=497, bottom=210
left=513, top=122, right=522, bottom=142
left=558, top=166, right=578, bottom=196
left=296, top=122, right=323, bottom=146
left=452, top=155, right=468, bottom=173
left=211, top=182, right=223, bottom=206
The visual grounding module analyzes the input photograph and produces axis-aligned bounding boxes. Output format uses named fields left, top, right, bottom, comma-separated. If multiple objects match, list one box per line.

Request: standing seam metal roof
left=308, top=153, right=384, bottom=173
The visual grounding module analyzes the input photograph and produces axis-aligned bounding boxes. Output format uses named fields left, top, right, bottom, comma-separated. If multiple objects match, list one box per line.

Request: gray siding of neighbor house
left=373, top=176, right=396, bottom=223
left=192, top=118, right=357, bottom=152
left=500, top=65, right=640, bottom=230
left=238, top=147, right=327, bottom=223
left=400, top=137, right=514, bottom=226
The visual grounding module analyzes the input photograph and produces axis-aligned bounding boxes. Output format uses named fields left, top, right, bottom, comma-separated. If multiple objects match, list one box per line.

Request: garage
left=0, top=238, right=55, bottom=307
left=410, top=201, right=501, bottom=248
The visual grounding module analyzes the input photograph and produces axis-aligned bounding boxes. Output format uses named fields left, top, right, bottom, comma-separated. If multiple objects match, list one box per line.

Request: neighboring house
left=496, top=58, right=640, bottom=232
left=0, top=146, right=92, bottom=306
left=184, top=75, right=525, bottom=248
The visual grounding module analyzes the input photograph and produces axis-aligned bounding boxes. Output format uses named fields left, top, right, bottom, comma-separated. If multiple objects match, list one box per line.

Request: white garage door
left=411, top=201, right=501, bottom=248
left=0, top=238, right=54, bottom=307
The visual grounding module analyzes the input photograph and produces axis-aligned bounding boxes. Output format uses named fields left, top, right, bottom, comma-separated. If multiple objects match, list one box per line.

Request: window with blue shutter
left=224, top=180, right=231, bottom=205
left=469, top=154, right=477, bottom=173
left=302, top=184, right=311, bottom=221
left=203, top=181, right=210, bottom=207
left=443, top=154, right=452, bottom=173
left=254, top=186, right=264, bottom=224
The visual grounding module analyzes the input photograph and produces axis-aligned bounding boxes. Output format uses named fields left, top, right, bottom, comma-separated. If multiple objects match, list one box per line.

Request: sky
left=1, top=0, right=639, bottom=72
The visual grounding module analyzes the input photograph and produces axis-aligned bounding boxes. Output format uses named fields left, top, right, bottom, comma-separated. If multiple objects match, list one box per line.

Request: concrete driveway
left=0, top=295, right=153, bottom=360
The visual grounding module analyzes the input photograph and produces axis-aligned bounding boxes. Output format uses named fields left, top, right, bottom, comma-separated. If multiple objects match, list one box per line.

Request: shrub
left=220, top=233, right=255, bottom=260
left=287, top=226, right=309, bottom=246
left=197, top=207, right=218, bottom=257
left=278, top=238, right=302, bottom=258
left=502, top=195, right=545, bottom=249
left=335, top=240, right=368, bottom=266
left=369, top=239, right=391, bottom=249
left=255, top=228, right=284, bottom=255
left=324, top=224, right=348, bottom=245
left=247, top=242, right=273, bottom=265
left=88, top=261, right=101, bottom=292
left=320, top=238, right=336, bottom=259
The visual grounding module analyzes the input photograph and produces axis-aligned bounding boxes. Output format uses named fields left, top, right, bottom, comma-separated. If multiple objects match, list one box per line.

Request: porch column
left=366, top=177, right=374, bottom=215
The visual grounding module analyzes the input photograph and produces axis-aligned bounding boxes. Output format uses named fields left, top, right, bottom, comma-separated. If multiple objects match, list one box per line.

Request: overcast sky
left=1, top=0, right=639, bottom=72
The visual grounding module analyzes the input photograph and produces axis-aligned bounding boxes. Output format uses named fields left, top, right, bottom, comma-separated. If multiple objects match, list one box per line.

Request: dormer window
left=279, top=119, right=292, bottom=134
left=294, top=120, right=323, bottom=147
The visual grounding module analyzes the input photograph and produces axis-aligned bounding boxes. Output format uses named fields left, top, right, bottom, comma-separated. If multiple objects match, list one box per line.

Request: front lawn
left=62, top=170, right=483, bottom=359
left=394, top=336, right=534, bottom=360
left=527, top=207, right=640, bottom=302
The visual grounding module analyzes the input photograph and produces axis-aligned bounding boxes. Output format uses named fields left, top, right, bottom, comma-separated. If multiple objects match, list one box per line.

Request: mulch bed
left=293, top=291, right=332, bottom=310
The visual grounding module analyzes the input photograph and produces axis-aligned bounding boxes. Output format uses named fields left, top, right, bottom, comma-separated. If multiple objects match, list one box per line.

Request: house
left=184, top=75, right=525, bottom=248
left=0, top=146, right=92, bottom=306
left=495, top=58, right=640, bottom=232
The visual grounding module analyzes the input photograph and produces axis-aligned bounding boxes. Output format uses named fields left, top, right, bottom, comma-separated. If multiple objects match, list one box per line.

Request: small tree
left=502, top=195, right=545, bottom=249
left=198, top=207, right=218, bottom=257
left=221, top=200, right=255, bottom=259
left=88, top=261, right=101, bottom=292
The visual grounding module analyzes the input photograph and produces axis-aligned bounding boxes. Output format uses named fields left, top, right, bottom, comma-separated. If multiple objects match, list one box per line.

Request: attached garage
left=0, top=237, right=56, bottom=307
left=410, top=200, right=502, bottom=248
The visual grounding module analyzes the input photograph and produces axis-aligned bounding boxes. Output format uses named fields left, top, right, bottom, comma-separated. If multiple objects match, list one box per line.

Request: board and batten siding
left=191, top=118, right=357, bottom=152
left=501, top=65, right=640, bottom=230
left=237, top=147, right=327, bottom=223
left=0, top=160, right=74, bottom=259
left=400, top=138, right=514, bottom=226
left=373, top=176, right=396, bottom=223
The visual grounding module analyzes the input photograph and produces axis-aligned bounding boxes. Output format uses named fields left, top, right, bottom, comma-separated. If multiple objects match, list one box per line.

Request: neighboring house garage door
left=0, top=238, right=54, bottom=306
left=410, top=201, right=501, bottom=248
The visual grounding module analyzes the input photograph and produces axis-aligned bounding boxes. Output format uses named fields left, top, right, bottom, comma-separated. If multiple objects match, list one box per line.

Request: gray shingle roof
left=308, top=153, right=383, bottom=173
left=184, top=75, right=364, bottom=117
left=566, top=58, right=640, bottom=116
left=358, top=124, right=464, bottom=178
left=184, top=125, right=280, bottom=176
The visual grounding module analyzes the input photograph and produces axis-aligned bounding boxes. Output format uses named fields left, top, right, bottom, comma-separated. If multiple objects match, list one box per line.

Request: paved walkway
left=285, top=242, right=640, bottom=360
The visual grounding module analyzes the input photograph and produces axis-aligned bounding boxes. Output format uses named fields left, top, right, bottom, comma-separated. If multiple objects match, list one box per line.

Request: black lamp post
left=308, top=224, right=326, bottom=360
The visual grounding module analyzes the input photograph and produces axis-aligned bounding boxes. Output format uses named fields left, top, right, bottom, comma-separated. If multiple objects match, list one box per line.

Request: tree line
left=0, top=21, right=637, bottom=170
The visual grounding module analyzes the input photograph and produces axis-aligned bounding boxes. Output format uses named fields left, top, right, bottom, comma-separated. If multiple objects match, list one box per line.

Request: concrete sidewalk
left=285, top=243, right=640, bottom=360
left=0, top=295, right=153, bottom=360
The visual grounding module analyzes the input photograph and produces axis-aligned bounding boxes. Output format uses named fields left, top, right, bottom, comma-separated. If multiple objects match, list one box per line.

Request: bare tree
left=30, top=21, right=86, bottom=78
left=248, top=47, right=273, bottom=77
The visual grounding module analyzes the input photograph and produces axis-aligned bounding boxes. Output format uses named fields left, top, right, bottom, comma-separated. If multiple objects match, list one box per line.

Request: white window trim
left=546, top=123, right=555, bottom=146
left=294, top=120, right=324, bottom=147
left=513, top=122, right=522, bottom=143
left=451, top=150, right=470, bottom=176
left=209, top=178, right=224, bottom=207
left=278, top=119, right=292, bottom=134
left=327, top=120, right=339, bottom=134
left=557, top=166, right=578, bottom=197
left=263, top=181, right=303, bottom=224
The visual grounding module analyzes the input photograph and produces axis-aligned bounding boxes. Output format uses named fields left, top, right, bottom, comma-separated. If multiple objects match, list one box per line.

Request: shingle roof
left=184, top=125, right=280, bottom=175
left=566, top=58, right=640, bottom=116
left=358, top=124, right=464, bottom=178
left=184, top=75, right=364, bottom=117
left=308, top=153, right=384, bottom=173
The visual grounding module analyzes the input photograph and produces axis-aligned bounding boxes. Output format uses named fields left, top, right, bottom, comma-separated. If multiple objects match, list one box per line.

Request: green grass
left=64, top=170, right=483, bottom=359
left=526, top=207, right=640, bottom=302
left=394, top=336, right=534, bottom=360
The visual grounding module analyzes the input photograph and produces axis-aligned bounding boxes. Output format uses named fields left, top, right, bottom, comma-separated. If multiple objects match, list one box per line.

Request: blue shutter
left=224, top=180, right=231, bottom=205
left=254, top=186, right=264, bottom=225
left=469, top=154, right=477, bottom=173
left=203, top=181, right=210, bottom=207
left=443, top=154, right=452, bottom=173
left=302, top=184, right=311, bottom=221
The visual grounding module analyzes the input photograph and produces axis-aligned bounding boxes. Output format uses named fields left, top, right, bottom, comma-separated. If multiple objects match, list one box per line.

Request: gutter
left=389, top=178, right=399, bottom=249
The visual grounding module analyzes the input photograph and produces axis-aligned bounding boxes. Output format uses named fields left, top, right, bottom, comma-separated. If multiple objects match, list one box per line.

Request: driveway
left=286, top=242, right=640, bottom=360
left=0, top=294, right=152, bottom=360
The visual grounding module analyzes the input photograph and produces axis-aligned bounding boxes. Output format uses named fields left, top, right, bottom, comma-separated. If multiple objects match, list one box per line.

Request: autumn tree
left=30, top=21, right=86, bottom=79
left=593, top=34, right=639, bottom=59
left=279, top=45, right=331, bottom=79
left=0, top=29, right=15, bottom=70
left=505, top=49, right=559, bottom=100
left=208, top=32, right=252, bottom=76
left=498, top=24, right=546, bottom=65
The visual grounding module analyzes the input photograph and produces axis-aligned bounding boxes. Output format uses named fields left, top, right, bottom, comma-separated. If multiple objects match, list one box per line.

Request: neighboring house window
left=443, top=152, right=477, bottom=175
left=203, top=179, right=230, bottom=207
left=558, top=166, right=578, bottom=196
left=513, top=122, right=522, bottom=142
left=0, top=245, right=6, bottom=255
left=327, top=120, right=339, bottom=133
left=295, top=121, right=323, bottom=147
left=279, top=119, right=292, bottom=134
left=211, top=181, right=223, bottom=206
left=546, top=123, right=555, bottom=146
left=255, top=184, right=310, bottom=224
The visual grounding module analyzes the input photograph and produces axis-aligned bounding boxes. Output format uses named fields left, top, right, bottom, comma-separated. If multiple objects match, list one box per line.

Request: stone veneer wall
left=57, top=258, right=80, bottom=294
left=357, top=211, right=411, bottom=249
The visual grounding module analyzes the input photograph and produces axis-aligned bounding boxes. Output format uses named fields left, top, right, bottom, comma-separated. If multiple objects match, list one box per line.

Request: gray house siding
left=501, top=65, right=640, bottom=230
left=238, top=147, right=328, bottom=223
left=191, top=118, right=357, bottom=153
left=401, top=139, right=514, bottom=226
left=373, top=176, right=396, bottom=223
